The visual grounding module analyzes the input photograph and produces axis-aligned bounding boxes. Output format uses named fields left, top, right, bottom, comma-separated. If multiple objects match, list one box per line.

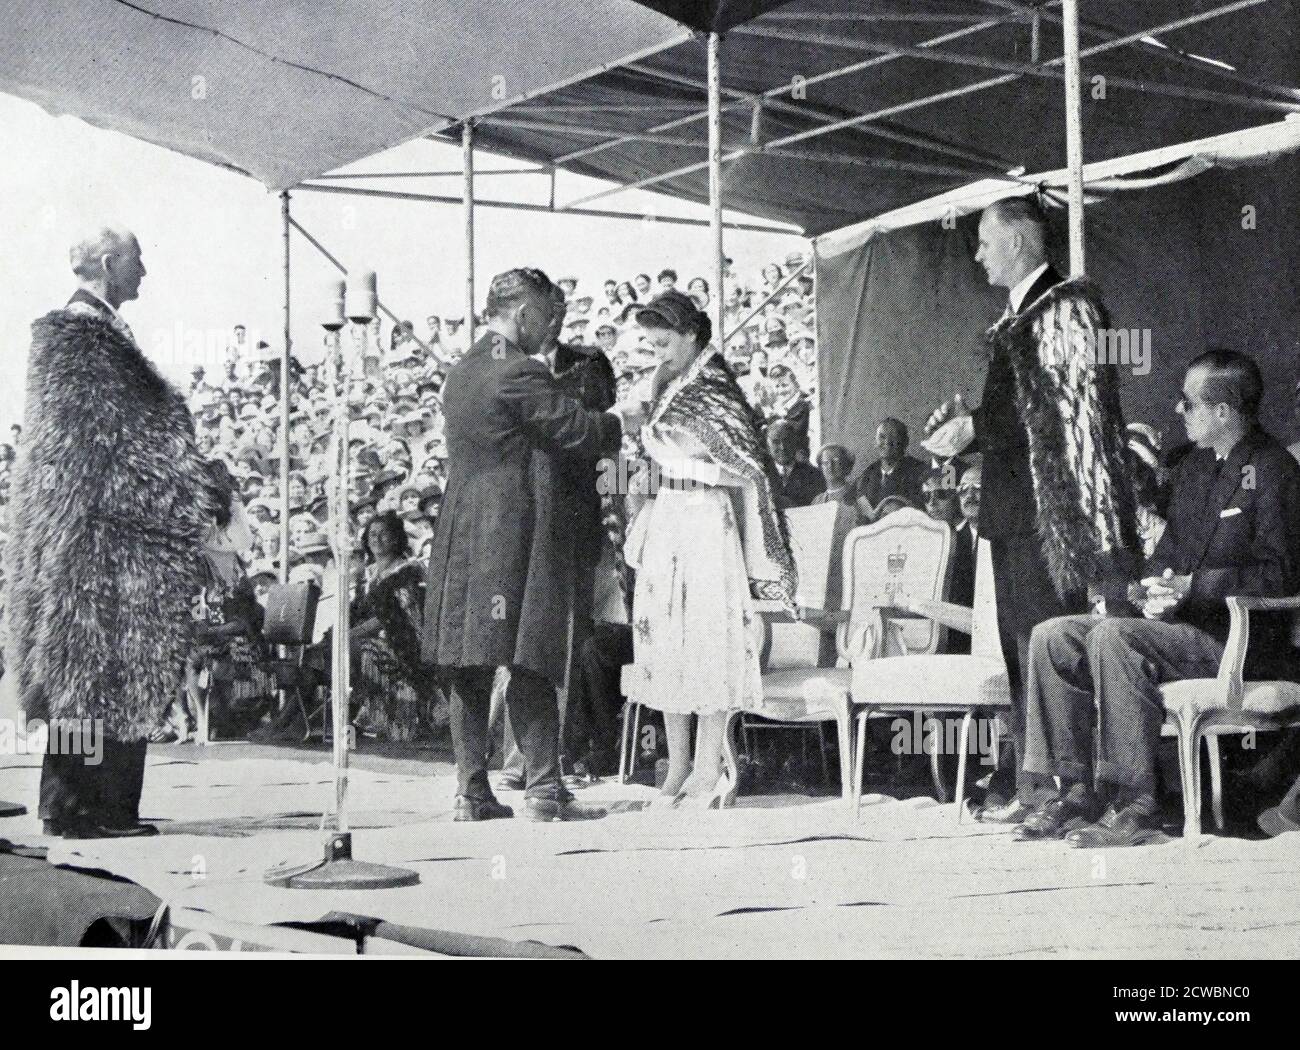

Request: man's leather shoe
left=46, top=819, right=159, bottom=839
left=97, top=822, right=159, bottom=838
left=524, top=796, right=607, bottom=822
left=0, top=800, right=27, bottom=818
left=454, top=795, right=514, bottom=822
left=1014, top=793, right=1098, bottom=841
left=976, top=796, right=1032, bottom=825
left=1065, top=803, right=1164, bottom=848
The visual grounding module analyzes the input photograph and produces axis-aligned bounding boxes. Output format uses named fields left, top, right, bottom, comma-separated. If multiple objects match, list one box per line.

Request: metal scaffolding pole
left=1062, top=0, right=1086, bottom=276
left=294, top=181, right=797, bottom=234
left=707, top=33, right=724, bottom=361
left=279, top=191, right=292, bottom=583
left=463, top=122, right=475, bottom=334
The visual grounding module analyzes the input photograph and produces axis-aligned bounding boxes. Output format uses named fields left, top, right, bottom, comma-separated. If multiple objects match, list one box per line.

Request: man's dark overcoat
left=421, top=332, right=620, bottom=687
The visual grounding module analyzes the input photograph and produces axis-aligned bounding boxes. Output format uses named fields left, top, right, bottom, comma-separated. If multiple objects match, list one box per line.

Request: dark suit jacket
left=941, top=520, right=977, bottom=655
left=851, top=455, right=928, bottom=512
left=970, top=265, right=1061, bottom=539
left=1150, top=427, right=1300, bottom=675
left=776, top=460, right=826, bottom=509
left=948, top=520, right=978, bottom=608
left=421, top=332, right=621, bottom=686
left=551, top=343, right=616, bottom=560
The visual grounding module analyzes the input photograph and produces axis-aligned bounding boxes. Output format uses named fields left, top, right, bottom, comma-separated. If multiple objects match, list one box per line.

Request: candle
left=345, top=270, right=377, bottom=323
left=323, top=279, right=346, bottom=330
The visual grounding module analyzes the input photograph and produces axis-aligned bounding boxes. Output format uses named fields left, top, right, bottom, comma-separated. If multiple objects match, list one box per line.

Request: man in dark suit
left=1015, top=350, right=1300, bottom=845
left=422, top=268, right=627, bottom=822
left=926, top=198, right=1122, bottom=822
left=852, top=418, right=928, bottom=523
left=767, top=420, right=825, bottom=508
left=927, top=461, right=979, bottom=654
left=498, top=293, right=618, bottom=790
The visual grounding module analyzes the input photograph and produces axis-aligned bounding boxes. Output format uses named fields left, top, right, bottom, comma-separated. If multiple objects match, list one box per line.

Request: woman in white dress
left=624, top=291, right=796, bottom=808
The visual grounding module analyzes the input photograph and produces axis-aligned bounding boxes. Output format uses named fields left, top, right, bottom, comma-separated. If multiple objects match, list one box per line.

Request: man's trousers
left=1024, top=614, right=1224, bottom=794
left=39, top=733, right=148, bottom=827
left=446, top=664, right=560, bottom=801
left=989, top=535, right=1082, bottom=800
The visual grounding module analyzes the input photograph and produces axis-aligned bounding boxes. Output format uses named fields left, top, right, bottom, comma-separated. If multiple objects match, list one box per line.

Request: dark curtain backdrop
left=816, top=152, right=1300, bottom=471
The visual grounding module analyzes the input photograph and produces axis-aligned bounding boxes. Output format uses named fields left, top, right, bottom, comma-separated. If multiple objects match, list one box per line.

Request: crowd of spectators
left=0, top=251, right=823, bottom=745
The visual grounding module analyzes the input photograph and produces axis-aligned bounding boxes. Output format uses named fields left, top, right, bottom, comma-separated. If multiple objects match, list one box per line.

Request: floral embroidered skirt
left=625, top=486, right=763, bottom=715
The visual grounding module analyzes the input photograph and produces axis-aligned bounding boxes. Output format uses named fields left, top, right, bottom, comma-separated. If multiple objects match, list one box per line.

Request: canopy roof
left=2, top=1, right=1297, bottom=234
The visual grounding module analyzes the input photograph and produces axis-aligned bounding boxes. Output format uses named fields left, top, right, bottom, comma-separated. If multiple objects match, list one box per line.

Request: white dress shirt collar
left=1008, top=261, right=1050, bottom=315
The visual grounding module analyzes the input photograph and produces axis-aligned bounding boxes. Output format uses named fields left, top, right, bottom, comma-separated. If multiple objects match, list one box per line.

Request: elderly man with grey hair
left=5, top=224, right=215, bottom=838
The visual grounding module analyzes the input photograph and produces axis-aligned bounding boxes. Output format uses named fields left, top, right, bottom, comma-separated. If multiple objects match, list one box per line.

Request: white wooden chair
left=735, top=501, right=858, bottom=803
left=1160, top=595, right=1300, bottom=838
left=849, top=529, right=1011, bottom=821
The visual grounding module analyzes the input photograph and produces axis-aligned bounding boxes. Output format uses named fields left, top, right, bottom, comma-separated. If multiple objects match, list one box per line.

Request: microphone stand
left=266, top=306, right=418, bottom=890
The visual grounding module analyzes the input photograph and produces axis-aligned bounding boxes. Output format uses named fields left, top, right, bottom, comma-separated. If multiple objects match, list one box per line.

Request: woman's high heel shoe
left=677, top=769, right=736, bottom=811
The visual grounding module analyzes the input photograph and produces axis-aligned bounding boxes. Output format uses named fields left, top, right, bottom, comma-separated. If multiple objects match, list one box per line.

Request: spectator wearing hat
left=287, top=471, right=309, bottom=511
left=766, top=363, right=811, bottom=456
left=246, top=496, right=279, bottom=528
left=417, top=482, right=442, bottom=523
left=763, top=315, right=788, bottom=352
left=594, top=321, right=617, bottom=354
left=656, top=268, right=677, bottom=292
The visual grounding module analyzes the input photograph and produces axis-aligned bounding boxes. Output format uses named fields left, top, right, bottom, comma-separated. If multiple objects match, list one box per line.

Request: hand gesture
left=925, top=393, right=967, bottom=436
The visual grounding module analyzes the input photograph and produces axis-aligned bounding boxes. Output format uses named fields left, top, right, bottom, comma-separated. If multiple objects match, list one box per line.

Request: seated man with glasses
left=1013, top=348, right=1300, bottom=846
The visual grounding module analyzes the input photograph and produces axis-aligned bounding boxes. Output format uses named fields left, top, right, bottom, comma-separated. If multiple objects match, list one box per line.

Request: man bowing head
left=422, top=268, right=632, bottom=822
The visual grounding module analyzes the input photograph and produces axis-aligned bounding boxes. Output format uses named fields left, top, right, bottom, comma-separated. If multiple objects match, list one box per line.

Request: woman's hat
left=248, top=559, right=278, bottom=581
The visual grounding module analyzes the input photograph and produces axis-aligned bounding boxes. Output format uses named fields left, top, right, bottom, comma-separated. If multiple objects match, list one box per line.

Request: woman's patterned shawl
left=367, top=557, right=428, bottom=680
left=648, top=348, right=798, bottom=609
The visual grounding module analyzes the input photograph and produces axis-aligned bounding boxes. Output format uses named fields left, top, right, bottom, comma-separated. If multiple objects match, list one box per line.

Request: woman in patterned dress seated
left=350, top=511, right=446, bottom=741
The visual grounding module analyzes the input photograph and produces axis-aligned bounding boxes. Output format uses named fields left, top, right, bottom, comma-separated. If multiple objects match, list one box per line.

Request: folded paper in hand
left=920, top=415, right=975, bottom=459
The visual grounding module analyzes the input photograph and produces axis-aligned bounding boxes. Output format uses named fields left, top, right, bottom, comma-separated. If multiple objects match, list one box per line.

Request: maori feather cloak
left=988, top=277, right=1140, bottom=599
left=6, top=303, right=214, bottom=741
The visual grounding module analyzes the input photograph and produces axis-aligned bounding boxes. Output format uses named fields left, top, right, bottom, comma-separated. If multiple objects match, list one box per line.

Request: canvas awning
left=816, top=114, right=1300, bottom=256
left=2, top=2, right=1296, bottom=234
left=0, top=0, right=695, bottom=190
